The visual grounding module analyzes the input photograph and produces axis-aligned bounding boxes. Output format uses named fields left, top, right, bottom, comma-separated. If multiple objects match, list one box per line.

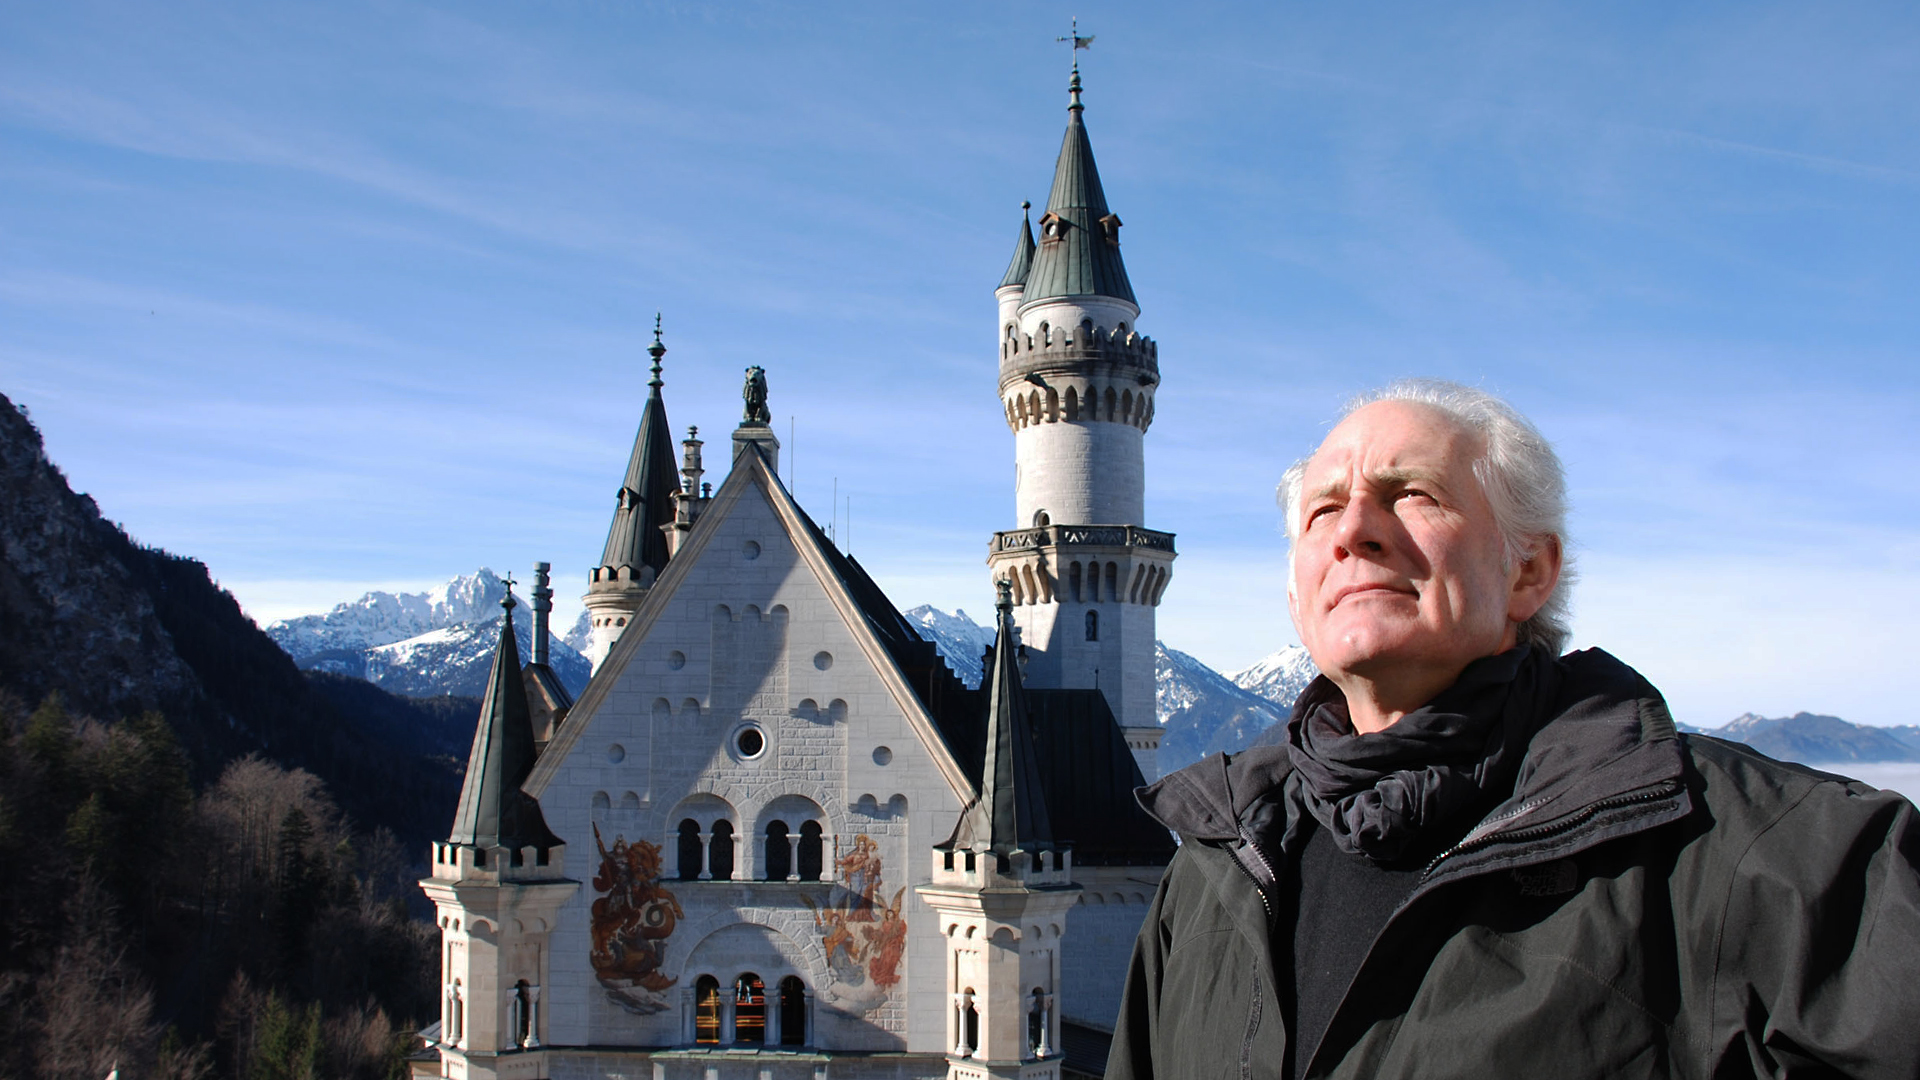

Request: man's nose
left=1332, top=496, right=1389, bottom=557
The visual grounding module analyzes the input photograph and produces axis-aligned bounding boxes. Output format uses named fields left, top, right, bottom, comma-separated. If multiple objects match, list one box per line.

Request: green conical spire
left=950, top=580, right=1054, bottom=855
left=998, top=201, right=1037, bottom=289
left=1021, top=68, right=1136, bottom=306
left=599, top=316, right=682, bottom=575
left=449, top=587, right=560, bottom=851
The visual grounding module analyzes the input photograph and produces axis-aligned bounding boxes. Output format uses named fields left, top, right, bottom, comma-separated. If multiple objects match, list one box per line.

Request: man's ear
left=1507, top=534, right=1563, bottom=624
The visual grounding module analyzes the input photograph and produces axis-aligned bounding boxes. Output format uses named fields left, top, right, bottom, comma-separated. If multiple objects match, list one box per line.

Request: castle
left=419, top=65, right=1176, bottom=1080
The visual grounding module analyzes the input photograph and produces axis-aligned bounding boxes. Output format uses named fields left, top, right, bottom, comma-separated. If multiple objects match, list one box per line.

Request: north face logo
left=1511, top=860, right=1580, bottom=897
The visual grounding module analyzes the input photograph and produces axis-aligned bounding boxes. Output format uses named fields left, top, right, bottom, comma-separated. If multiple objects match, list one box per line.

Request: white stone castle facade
left=420, top=68, right=1175, bottom=1080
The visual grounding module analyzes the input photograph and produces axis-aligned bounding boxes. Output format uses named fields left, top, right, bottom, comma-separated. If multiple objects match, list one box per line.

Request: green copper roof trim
left=1021, top=71, right=1136, bottom=306
left=998, top=202, right=1037, bottom=290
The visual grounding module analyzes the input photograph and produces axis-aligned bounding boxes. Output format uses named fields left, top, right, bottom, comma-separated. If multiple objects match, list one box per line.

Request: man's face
left=1288, top=400, right=1534, bottom=690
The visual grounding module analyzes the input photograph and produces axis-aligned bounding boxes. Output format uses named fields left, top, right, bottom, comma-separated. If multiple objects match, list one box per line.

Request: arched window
left=779, top=976, right=807, bottom=1045
left=798, top=821, right=825, bottom=881
left=734, top=974, right=766, bottom=1044
left=677, top=819, right=702, bottom=881
left=694, top=975, right=722, bottom=1044
left=764, top=821, right=791, bottom=881
left=1086, top=610, right=1099, bottom=642
left=1106, top=562, right=1119, bottom=602
left=513, top=980, right=533, bottom=1047
left=709, top=821, right=735, bottom=881
left=964, top=988, right=980, bottom=1054
left=1032, top=509, right=1050, bottom=528
left=1029, top=987, right=1045, bottom=1054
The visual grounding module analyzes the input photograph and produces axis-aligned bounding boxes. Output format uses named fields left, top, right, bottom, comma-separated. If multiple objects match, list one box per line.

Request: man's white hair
left=1277, top=378, right=1575, bottom=656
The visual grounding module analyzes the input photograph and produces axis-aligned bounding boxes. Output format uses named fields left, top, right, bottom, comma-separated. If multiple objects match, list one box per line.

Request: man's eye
left=1306, top=504, right=1340, bottom=526
left=1395, top=489, right=1432, bottom=503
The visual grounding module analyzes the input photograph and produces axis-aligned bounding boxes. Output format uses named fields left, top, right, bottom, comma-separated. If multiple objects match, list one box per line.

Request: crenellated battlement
left=430, top=839, right=568, bottom=883
left=999, top=317, right=1157, bottom=382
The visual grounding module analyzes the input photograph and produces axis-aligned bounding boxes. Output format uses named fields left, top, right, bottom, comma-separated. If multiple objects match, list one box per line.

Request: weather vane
left=1056, top=16, right=1094, bottom=71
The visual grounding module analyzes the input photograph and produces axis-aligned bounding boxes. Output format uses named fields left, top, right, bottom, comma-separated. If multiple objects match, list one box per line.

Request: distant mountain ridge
left=1689, top=712, right=1920, bottom=764
left=900, top=606, right=1312, bottom=774
left=904, top=605, right=996, bottom=689
left=267, top=571, right=590, bottom=698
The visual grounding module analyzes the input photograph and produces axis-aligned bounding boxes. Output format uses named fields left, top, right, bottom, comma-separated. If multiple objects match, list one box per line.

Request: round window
left=734, top=726, right=766, bottom=759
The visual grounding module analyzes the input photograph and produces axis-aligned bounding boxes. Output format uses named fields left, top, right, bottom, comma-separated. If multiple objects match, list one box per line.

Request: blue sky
left=3, top=2, right=1916, bottom=727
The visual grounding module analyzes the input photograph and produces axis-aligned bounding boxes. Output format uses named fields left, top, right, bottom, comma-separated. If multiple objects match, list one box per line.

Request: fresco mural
left=590, top=824, right=684, bottom=1015
left=802, top=833, right=906, bottom=1016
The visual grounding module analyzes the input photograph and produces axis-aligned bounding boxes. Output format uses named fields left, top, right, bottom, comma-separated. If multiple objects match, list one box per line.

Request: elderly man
left=1108, top=380, right=1920, bottom=1079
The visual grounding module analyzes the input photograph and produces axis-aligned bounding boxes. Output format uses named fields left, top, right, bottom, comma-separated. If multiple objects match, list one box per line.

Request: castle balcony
left=989, top=526, right=1176, bottom=610
left=990, top=524, right=1174, bottom=556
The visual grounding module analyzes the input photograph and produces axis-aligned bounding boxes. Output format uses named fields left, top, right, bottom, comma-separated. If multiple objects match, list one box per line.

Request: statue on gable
left=742, top=365, right=771, bottom=424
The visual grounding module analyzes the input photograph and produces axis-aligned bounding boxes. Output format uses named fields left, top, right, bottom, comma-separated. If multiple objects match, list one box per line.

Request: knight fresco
left=590, top=824, right=684, bottom=1015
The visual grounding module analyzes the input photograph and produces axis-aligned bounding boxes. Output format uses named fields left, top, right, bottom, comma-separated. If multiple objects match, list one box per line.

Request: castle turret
left=989, top=66, right=1172, bottom=779
left=583, top=320, right=682, bottom=672
left=422, top=588, right=578, bottom=1077
left=523, top=561, right=574, bottom=750
left=920, top=582, right=1078, bottom=1080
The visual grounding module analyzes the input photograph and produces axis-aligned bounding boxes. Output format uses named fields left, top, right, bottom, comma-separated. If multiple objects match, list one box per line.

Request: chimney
left=530, top=562, right=553, bottom=666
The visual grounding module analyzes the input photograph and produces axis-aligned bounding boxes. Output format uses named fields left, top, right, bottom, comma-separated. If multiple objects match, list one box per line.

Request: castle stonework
left=422, top=70, right=1174, bottom=1080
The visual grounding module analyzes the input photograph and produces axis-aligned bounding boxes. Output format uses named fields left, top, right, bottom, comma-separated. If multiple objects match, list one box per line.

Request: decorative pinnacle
left=995, top=578, right=1014, bottom=613
left=647, top=313, right=666, bottom=389
left=1022, top=199, right=1031, bottom=214
left=1057, top=17, right=1092, bottom=111
left=501, top=573, right=518, bottom=614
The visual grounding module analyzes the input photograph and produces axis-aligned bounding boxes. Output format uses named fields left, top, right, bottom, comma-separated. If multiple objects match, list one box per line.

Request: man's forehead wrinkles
left=1303, top=462, right=1444, bottom=499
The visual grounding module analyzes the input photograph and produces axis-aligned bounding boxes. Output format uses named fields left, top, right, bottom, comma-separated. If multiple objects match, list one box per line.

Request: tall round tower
left=987, top=67, right=1173, bottom=780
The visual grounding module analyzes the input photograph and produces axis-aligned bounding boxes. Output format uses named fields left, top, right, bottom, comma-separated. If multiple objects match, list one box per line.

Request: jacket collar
left=1138, top=649, right=1692, bottom=872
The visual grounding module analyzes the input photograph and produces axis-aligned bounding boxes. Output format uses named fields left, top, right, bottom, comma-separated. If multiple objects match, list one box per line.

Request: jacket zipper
left=1231, top=824, right=1280, bottom=922
left=1420, top=779, right=1683, bottom=881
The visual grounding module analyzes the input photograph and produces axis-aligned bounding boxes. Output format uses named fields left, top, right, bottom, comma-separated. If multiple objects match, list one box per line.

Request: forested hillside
left=0, top=393, right=470, bottom=1077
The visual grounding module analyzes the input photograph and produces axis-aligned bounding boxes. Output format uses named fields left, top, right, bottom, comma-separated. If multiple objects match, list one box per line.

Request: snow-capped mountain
left=1157, top=643, right=1292, bottom=774
left=1229, top=645, right=1320, bottom=712
left=565, top=608, right=593, bottom=655
left=904, top=605, right=997, bottom=689
left=903, top=606, right=1298, bottom=774
left=268, top=569, right=589, bottom=698
left=267, top=569, right=512, bottom=656
left=364, top=614, right=591, bottom=698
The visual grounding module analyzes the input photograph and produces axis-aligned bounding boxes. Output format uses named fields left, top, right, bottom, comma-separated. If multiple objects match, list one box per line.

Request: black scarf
left=1282, top=645, right=1560, bottom=863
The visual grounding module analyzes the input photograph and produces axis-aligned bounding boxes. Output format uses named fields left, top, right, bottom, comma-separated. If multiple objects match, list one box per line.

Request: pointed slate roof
left=946, top=582, right=1054, bottom=855
left=598, top=324, right=681, bottom=575
left=1022, top=69, right=1136, bottom=306
left=449, top=591, right=560, bottom=850
left=997, top=202, right=1037, bottom=290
